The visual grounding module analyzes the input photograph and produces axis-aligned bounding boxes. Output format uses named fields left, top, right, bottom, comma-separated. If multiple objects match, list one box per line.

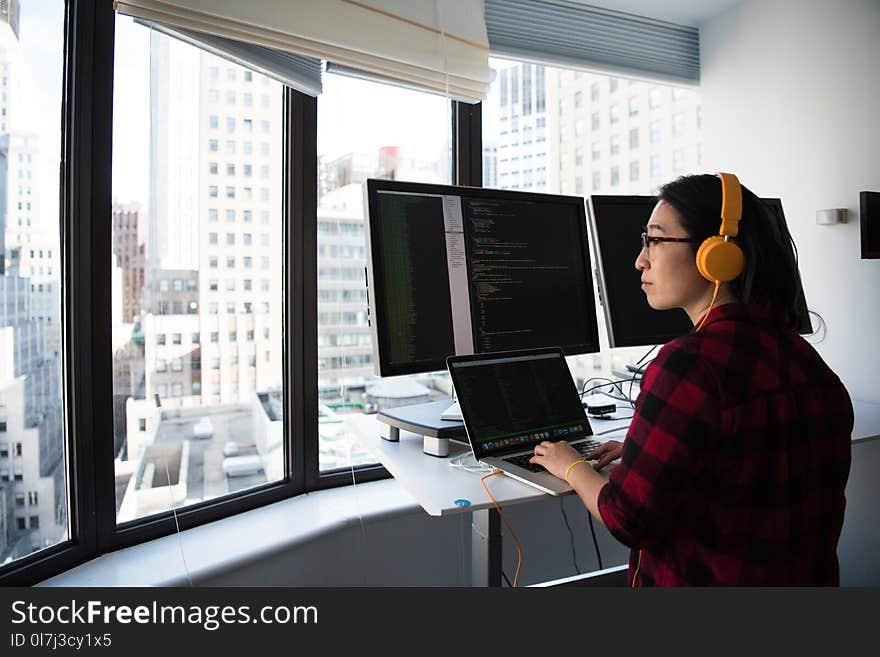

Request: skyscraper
left=142, top=31, right=283, bottom=410
left=0, top=0, right=65, bottom=564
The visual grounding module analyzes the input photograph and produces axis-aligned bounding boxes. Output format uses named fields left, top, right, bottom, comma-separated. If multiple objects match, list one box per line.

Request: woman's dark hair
left=657, top=174, right=816, bottom=333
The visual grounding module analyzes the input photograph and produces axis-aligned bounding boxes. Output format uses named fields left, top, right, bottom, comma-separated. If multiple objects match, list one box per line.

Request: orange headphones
left=695, top=172, right=744, bottom=283
left=690, top=172, right=744, bottom=333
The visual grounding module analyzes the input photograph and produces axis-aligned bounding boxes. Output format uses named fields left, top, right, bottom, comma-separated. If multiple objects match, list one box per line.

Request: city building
left=0, top=0, right=64, bottom=566
left=484, top=60, right=549, bottom=192
left=548, top=71, right=701, bottom=196
left=112, top=203, right=146, bottom=323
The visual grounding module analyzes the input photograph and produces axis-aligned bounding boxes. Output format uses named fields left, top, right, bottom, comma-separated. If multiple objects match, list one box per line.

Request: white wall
left=700, top=0, right=880, bottom=403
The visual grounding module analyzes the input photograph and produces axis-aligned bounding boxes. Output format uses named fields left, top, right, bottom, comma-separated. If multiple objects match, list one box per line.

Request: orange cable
left=695, top=281, right=721, bottom=333
left=480, top=470, right=523, bottom=588
left=631, top=549, right=642, bottom=587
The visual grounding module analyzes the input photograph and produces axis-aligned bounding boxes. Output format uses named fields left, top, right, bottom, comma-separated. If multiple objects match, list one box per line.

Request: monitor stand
left=376, top=398, right=467, bottom=457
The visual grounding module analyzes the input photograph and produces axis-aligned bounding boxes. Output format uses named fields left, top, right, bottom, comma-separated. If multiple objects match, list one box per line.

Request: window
left=650, top=120, right=662, bottom=144
left=610, top=166, right=620, bottom=186
left=111, top=21, right=285, bottom=525
left=628, top=96, right=639, bottom=116
left=673, top=148, right=684, bottom=172
left=630, top=160, right=640, bottom=182
left=591, top=141, right=600, bottom=161
left=651, top=155, right=662, bottom=177
left=629, top=128, right=639, bottom=150
left=673, top=112, right=686, bottom=137
left=649, top=87, right=663, bottom=109
left=316, top=69, right=451, bottom=471
left=610, top=134, right=620, bottom=156
left=590, top=112, right=599, bottom=131
left=609, top=104, right=620, bottom=124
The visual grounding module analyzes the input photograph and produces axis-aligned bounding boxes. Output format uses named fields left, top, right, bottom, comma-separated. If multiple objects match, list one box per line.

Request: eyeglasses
left=640, top=231, right=698, bottom=252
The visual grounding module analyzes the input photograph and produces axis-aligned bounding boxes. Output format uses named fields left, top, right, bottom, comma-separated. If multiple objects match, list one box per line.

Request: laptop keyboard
left=504, top=439, right=602, bottom=473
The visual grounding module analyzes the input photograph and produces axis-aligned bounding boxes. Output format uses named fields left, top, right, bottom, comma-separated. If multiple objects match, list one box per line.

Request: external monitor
left=587, top=195, right=813, bottom=349
left=587, top=196, right=692, bottom=348
left=364, top=179, right=600, bottom=377
left=859, top=191, right=880, bottom=259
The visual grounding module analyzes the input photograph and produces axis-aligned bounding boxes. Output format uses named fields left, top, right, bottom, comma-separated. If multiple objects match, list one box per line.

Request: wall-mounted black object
left=861, top=191, right=880, bottom=259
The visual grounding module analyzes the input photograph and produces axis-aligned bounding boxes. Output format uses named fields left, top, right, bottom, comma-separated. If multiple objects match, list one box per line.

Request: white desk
left=852, top=400, right=880, bottom=442
left=347, top=407, right=628, bottom=586
left=348, top=398, right=880, bottom=586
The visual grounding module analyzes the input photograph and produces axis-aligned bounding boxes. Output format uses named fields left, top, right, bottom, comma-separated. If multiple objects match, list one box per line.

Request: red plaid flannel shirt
left=598, top=303, right=853, bottom=586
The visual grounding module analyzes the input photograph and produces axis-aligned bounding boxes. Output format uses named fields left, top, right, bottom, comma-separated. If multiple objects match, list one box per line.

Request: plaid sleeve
left=598, top=342, right=719, bottom=549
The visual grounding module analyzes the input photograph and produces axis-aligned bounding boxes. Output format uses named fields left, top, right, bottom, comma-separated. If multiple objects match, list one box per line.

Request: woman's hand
left=529, top=441, right=584, bottom=481
left=585, top=440, right=623, bottom=471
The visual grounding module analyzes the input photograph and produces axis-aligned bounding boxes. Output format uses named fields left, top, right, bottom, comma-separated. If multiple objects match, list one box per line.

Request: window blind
left=135, top=19, right=322, bottom=96
left=114, top=0, right=492, bottom=102
left=484, top=0, right=700, bottom=85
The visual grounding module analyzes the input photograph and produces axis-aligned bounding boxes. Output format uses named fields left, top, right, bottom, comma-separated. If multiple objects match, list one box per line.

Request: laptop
left=446, top=347, right=602, bottom=496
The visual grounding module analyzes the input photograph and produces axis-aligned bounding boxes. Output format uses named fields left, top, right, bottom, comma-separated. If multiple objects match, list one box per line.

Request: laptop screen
left=447, top=349, right=592, bottom=459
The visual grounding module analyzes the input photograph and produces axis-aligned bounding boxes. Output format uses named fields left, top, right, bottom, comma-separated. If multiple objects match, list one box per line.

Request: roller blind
left=484, top=0, right=700, bottom=85
left=135, top=19, right=322, bottom=96
left=114, top=0, right=492, bottom=102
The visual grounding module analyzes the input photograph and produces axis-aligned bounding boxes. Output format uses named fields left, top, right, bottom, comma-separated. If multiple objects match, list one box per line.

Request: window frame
left=1, top=0, right=474, bottom=585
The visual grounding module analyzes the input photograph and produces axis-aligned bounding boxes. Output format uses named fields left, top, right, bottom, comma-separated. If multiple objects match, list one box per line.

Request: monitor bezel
left=587, top=195, right=692, bottom=348
left=860, top=191, right=880, bottom=259
left=365, top=179, right=601, bottom=377
left=587, top=195, right=814, bottom=348
left=446, top=346, right=592, bottom=460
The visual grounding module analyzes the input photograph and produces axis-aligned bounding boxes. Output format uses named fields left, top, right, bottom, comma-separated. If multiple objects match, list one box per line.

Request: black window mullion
left=289, top=90, right=319, bottom=491
left=454, top=101, right=483, bottom=187
left=90, top=0, right=121, bottom=556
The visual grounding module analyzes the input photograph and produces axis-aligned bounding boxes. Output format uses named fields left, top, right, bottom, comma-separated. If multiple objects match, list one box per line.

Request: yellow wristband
left=564, top=459, right=587, bottom=484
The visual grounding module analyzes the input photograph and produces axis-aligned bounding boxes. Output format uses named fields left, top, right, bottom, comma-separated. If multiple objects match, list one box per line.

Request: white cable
left=348, top=435, right=368, bottom=586
left=448, top=450, right=492, bottom=473
left=165, top=457, right=193, bottom=587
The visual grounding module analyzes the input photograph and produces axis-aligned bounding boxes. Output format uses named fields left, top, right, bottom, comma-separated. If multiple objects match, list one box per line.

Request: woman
left=530, top=173, right=853, bottom=586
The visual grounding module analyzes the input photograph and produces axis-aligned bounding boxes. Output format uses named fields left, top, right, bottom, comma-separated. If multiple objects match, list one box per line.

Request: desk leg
left=472, top=508, right=502, bottom=587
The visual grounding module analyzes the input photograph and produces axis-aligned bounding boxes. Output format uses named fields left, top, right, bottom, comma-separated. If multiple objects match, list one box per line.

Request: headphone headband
left=715, top=172, right=742, bottom=238
left=695, top=172, right=745, bottom=284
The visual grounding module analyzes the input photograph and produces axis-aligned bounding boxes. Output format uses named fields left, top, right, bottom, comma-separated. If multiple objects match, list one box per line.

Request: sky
left=16, top=0, right=64, bottom=234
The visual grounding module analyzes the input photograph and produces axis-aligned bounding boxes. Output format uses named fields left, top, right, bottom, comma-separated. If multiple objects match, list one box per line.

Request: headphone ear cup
left=696, top=236, right=744, bottom=282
